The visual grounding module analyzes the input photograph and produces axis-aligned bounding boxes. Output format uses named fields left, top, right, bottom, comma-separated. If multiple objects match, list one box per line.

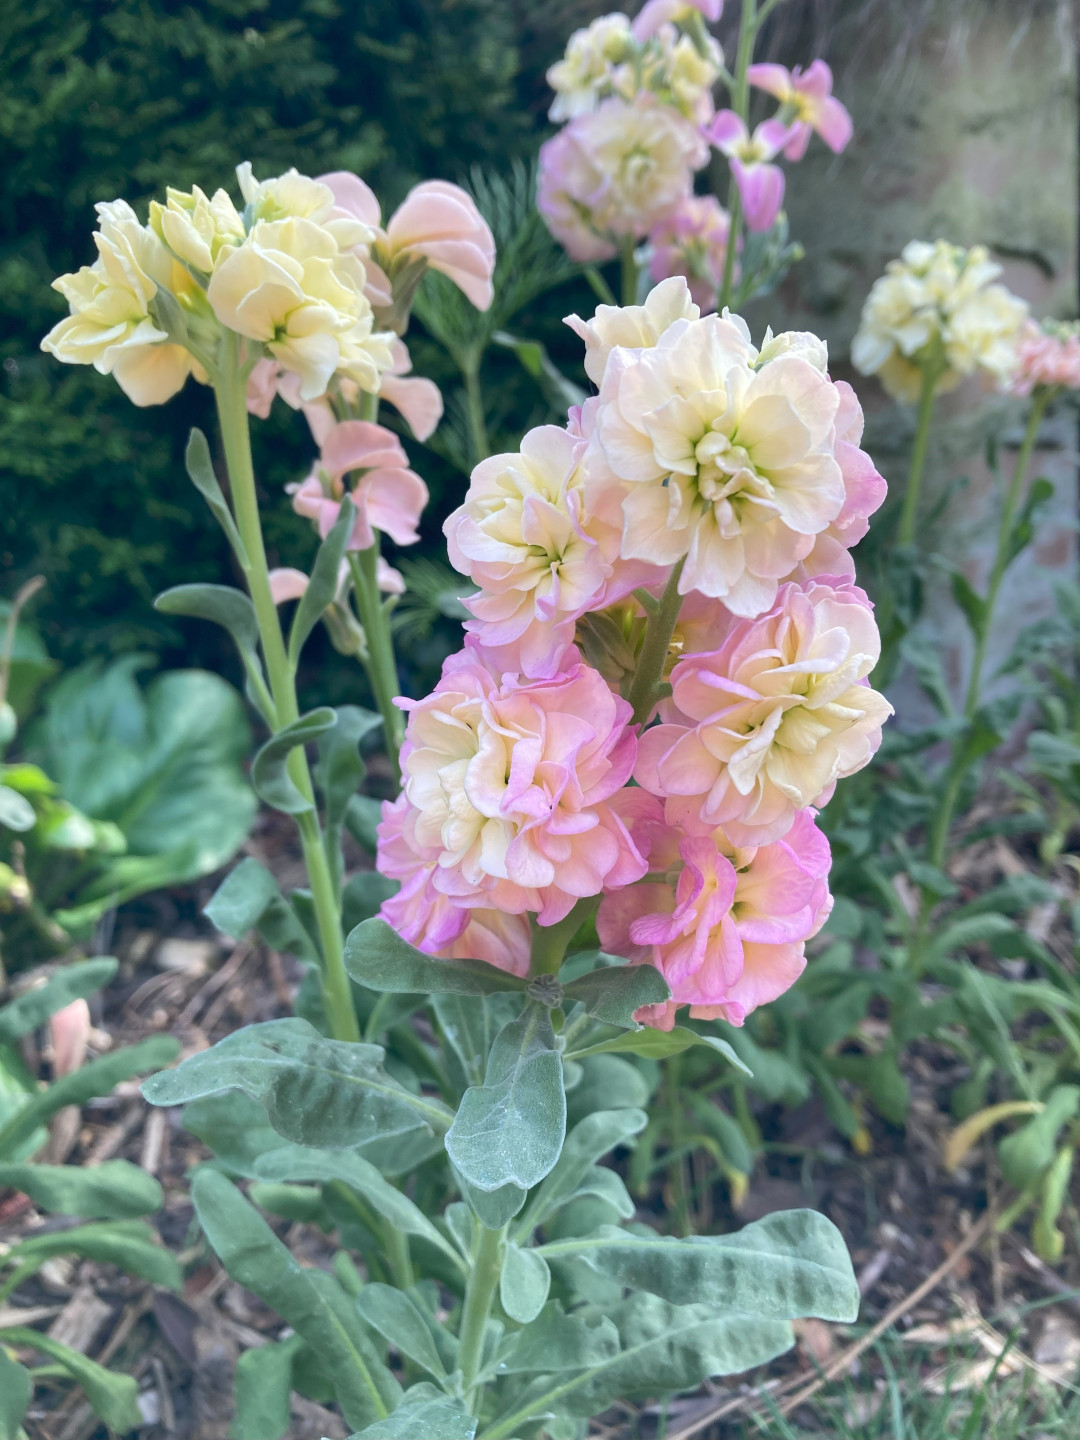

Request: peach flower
left=289, top=420, right=428, bottom=551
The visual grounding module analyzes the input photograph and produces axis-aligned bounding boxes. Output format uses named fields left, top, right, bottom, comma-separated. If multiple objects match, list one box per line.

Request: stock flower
left=592, top=310, right=847, bottom=613
left=236, top=163, right=373, bottom=251
left=394, top=643, right=646, bottom=925
left=268, top=555, right=403, bottom=606
left=852, top=240, right=1028, bottom=401
left=207, top=216, right=394, bottom=399
left=289, top=420, right=428, bottom=550
left=41, top=200, right=199, bottom=405
left=547, top=13, right=635, bottom=121
left=598, top=806, right=831, bottom=1027
left=705, top=112, right=790, bottom=232
left=379, top=339, right=444, bottom=441
left=637, top=577, right=891, bottom=844
left=149, top=184, right=244, bottom=272
left=566, top=275, right=700, bottom=386
left=632, top=0, right=723, bottom=42
left=746, top=60, right=853, bottom=160
left=647, top=193, right=733, bottom=311
left=1008, top=318, right=1080, bottom=395
left=444, top=425, right=632, bottom=678
left=538, top=97, right=709, bottom=262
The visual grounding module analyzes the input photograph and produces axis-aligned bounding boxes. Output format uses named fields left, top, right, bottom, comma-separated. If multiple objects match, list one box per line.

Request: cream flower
left=637, top=577, right=892, bottom=844
left=592, top=309, right=846, bottom=613
left=547, top=13, right=635, bottom=121
left=41, top=199, right=197, bottom=405
left=852, top=239, right=1028, bottom=401
left=206, top=216, right=393, bottom=400
left=566, top=275, right=700, bottom=386
left=149, top=185, right=244, bottom=273
left=235, top=163, right=374, bottom=251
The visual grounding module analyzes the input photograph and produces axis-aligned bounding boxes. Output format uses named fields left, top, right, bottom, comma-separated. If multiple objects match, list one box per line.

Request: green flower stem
left=529, top=896, right=600, bottom=978
left=922, top=390, right=1052, bottom=874
left=962, top=389, right=1052, bottom=717
left=214, top=332, right=360, bottom=1044
left=718, top=0, right=757, bottom=311
left=627, top=560, right=686, bottom=727
left=459, top=1220, right=507, bottom=1412
left=463, top=355, right=490, bottom=468
left=348, top=547, right=404, bottom=787
left=898, top=362, right=940, bottom=546
left=620, top=236, right=639, bottom=307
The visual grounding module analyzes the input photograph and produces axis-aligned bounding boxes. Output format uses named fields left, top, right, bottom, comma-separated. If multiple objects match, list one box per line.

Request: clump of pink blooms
left=1008, top=318, right=1080, bottom=397
left=537, top=1, right=853, bottom=300
left=376, top=276, right=891, bottom=1032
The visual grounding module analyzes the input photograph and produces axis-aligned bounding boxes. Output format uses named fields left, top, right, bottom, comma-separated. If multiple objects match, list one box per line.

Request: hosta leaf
left=2, top=1327, right=141, bottom=1433
left=538, top=1211, right=859, bottom=1322
left=0, top=957, right=117, bottom=1044
left=561, top=964, right=669, bottom=1028
left=0, top=1035, right=178, bottom=1160
left=347, top=1383, right=477, bottom=1439
left=446, top=1004, right=565, bottom=1192
left=143, top=1020, right=452, bottom=1148
left=0, top=1159, right=162, bottom=1218
left=192, top=1168, right=400, bottom=1431
left=346, top=919, right=527, bottom=997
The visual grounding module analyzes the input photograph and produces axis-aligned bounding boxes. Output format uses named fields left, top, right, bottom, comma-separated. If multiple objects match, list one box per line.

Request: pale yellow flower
left=565, top=275, right=700, bottom=385
left=149, top=185, right=244, bottom=273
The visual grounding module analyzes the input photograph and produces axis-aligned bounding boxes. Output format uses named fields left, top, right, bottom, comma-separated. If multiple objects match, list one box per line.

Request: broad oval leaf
left=499, top=1242, right=550, bottom=1324
left=357, top=1284, right=447, bottom=1379
left=4, top=1219, right=180, bottom=1289
left=347, top=1383, right=477, bottom=1440
left=0, top=1327, right=140, bottom=1434
left=446, top=1004, right=565, bottom=1193
left=517, top=1107, right=647, bottom=1235
left=141, top=1019, right=452, bottom=1148
left=204, top=856, right=319, bottom=965
left=0, top=957, right=117, bottom=1044
left=346, top=918, right=527, bottom=997
left=0, top=1159, right=162, bottom=1218
left=232, top=1334, right=305, bottom=1440
left=562, top=963, right=669, bottom=1028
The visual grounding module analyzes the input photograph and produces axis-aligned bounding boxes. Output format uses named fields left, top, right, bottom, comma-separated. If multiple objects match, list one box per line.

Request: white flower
left=591, top=309, right=846, bottom=614
left=566, top=275, right=700, bottom=385
left=149, top=185, right=244, bottom=273
left=235, top=163, right=374, bottom=251
left=41, top=199, right=197, bottom=406
left=852, top=239, right=1028, bottom=401
left=547, top=14, right=635, bottom=121
left=206, top=216, right=393, bottom=400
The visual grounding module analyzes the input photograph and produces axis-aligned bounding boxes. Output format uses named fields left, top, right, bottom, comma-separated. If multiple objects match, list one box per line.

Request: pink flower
left=538, top=96, right=709, bottom=261
left=785, top=381, right=887, bottom=582
left=267, top=556, right=402, bottom=606
left=444, top=424, right=644, bottom=679
left=705, top=112, right=790, bottom=232
left=49, top=999, right=91, bottom=1077
left=394, top=642, right=647, bottom=926
left=290, top=420, right=428, bottom=551
left=1008, top=319, right=1080, bottom=396
left=598, top=806, right=831, bottom=1027
left=746, top=60, right=853, bottom=161
left=320, top=171, right=495, bottom=313
left=633, top=0, right=723, bottom=41
left=379, top=339, right=444, bottom=441
left=637, top=577, right=892, bottom=844
left=647, top=193, right=733, bottom=312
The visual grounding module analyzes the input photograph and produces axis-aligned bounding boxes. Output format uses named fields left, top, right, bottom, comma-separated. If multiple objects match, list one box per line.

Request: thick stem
left=962, top=390, right=1051, bottom=716
left=463, top=357, right=490, bottom=468
left=348, top=547, right=404, bottom=786
left=214, top=335, right=359, bottom=1043
left=627, top=560, right=686, bottom=727
left=718, top=0, right=756, bottom=311
left=620, top=236, right=639, bottom=306
left=459, top=1221, right=507, bottom=1411
left=898, top=362, right=939, bottom=546
left=529, top=896, right=600, bottom=978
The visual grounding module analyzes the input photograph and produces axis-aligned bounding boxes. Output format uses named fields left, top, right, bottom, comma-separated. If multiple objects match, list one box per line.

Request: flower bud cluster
left=378, top=279, right=891, bottom=1030
left=852, top=240, right=1029, bottom=402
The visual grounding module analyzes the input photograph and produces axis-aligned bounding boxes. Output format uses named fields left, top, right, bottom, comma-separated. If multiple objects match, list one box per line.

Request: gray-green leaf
left=231, top=1334, right=305, bottom=1440
left=500, top=1243, right=550, bottom=1324
left=346, top=919, right=527, bottom=997
left=446, top=1004, right=565, bottom=1192
left=252, top=709, right=337, bottom=815
left=289, top=497, right=356, bottom=665
left=0, top=1159, right=162, bottom=1219
left=562, top=964, right=669, bottom=1028
left=204, top=856, right=320, bottom=965
left=347, top=1383, right=477, bottom=1439
left=0, top=1349, right=31, bottom=1440
left=185, top=427, right=248, bottom=563
left=1, top=1327, right=141, bottom=1433
left=358, top=1284, right=447, bottom=1378
left=0, top=958, right=117, bottom=1044
left=518, top=1108, right=647, bottom=1236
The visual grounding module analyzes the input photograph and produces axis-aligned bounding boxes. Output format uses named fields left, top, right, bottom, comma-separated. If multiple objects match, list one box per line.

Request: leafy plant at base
left=0, top=958, right=180, bottom=1432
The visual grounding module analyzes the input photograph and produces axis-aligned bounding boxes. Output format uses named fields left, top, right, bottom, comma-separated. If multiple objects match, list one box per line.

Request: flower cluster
left=41, top=164, right=493, bottom=426
left=1007, top=318, right=1080, bottom=397
left=379, top=279, right=890, bottom=1030
left=852, top=240, right=1029, bottom=402
left=538, top=0, right=852, bottom=314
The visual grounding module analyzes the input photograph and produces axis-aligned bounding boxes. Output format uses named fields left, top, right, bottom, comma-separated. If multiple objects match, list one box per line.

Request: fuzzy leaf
left=0, top=958, right=117, bottom=1044
left=562, top=964, right=669, bottom=1028
left=252, top=709, right=337, bottom=815
left=500, top=1242, right=550, bottom=1324
left=1, top=1327, right=140, bottom=1433
left=0, top=1159, right=162, bottom=1219
left=346, top=918, right=527, bottom=996
left=347, top=1383, right=477, bottom=1439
